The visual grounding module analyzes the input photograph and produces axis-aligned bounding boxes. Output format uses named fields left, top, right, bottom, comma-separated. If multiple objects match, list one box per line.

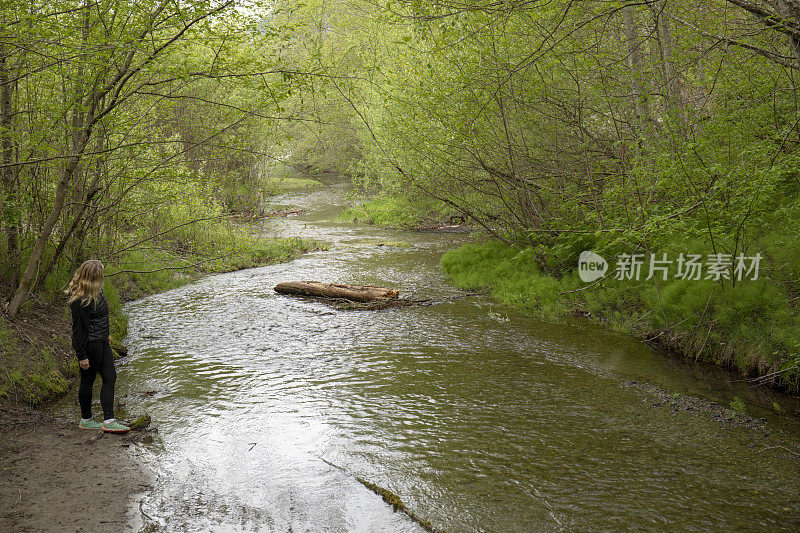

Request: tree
left=0, top=0, right=301, bottom=317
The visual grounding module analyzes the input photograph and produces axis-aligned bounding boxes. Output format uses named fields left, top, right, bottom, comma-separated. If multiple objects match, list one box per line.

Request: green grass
left=0, top=318, right=18, bottom=353
left=442, top=240, right=800, bottom=391
left=264, top=176, right=322, bottom=194
left=0, top=346, right=75, bottom=406
left=340, top=194, right=454, bottom=228
left=730, top=395, right=747, bottom=414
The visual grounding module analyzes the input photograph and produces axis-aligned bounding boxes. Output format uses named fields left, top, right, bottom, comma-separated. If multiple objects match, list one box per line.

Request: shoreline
left=0, top=402, right=154, bottom=532
left=441, top=241, right=800, bottom=397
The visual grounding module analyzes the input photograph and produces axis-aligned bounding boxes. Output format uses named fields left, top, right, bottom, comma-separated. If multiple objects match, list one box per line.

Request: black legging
left=78, top=339, right=116, bottom=420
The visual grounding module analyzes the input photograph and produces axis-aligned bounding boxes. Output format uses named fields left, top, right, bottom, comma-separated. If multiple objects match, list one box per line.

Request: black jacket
left=70, top=290, right=110, bottom=360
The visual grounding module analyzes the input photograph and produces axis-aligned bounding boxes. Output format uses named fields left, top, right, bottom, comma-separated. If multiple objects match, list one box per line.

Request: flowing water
left=85, top=174, right=800, bottom=531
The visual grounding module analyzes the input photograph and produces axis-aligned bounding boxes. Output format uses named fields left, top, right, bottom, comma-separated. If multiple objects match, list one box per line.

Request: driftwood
left=274, top=281, right=399, bottom=302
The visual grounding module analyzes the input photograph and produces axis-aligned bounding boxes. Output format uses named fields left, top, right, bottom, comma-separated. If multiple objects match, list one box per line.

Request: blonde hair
left=65, top=259, right=104, bottom=305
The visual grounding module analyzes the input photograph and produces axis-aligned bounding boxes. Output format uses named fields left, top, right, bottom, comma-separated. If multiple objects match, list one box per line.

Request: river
left=109, top=173, right=798, bottom=531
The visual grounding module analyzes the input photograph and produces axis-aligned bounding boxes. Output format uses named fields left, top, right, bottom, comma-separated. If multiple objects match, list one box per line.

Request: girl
left=66, top=259, right=129, bottom=433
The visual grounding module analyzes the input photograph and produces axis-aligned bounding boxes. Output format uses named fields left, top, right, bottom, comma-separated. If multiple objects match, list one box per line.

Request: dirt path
left=0, top=403, right=152, bottom=532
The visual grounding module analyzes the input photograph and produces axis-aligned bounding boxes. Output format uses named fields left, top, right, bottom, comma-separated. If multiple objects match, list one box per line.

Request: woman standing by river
left=66, top=259, right=129, bottom=433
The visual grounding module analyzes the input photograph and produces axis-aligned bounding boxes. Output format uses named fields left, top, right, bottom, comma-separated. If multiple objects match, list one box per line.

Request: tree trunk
left=0, top=41, right=19, bottom=286
left=653, top=0, right=683, bottom=122
left=623, top=6, right=651, bottom=130
left=777, top=0, right=800, bottom=66
left=30, top=185, right=101, bottom=294
left=6, top=157, right=80, bottom=316
left=6, top=0, right=91, bottom=315
left=274, top=281, right=400, bottom=302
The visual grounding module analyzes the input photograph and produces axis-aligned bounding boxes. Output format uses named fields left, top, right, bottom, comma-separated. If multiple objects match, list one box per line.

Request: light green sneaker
left=101, top=420, right=130, bottom=434
left=78, top=419, right=103, bottom=430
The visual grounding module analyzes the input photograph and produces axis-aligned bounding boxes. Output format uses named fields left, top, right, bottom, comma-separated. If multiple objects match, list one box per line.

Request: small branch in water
left=356, top=476, right=444, bottom=533
left=319, top=458, right=446, bottom=533
left=747, top=364, right=799, bottom=385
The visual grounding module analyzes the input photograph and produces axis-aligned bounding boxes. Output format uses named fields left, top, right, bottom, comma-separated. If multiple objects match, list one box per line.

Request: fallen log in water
left=276, top=284, right=490, bottom=311
left=274, top=281, right=399, bottom=302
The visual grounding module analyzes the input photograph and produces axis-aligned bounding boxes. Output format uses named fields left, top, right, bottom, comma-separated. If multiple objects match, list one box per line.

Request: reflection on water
left=108, top=175, right=800, bottom=531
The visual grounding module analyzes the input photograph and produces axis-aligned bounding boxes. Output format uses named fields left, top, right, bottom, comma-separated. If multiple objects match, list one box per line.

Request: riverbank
left=0, top=402, right=152, bottom=532
left=441, top=241, right=800, bottom=396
